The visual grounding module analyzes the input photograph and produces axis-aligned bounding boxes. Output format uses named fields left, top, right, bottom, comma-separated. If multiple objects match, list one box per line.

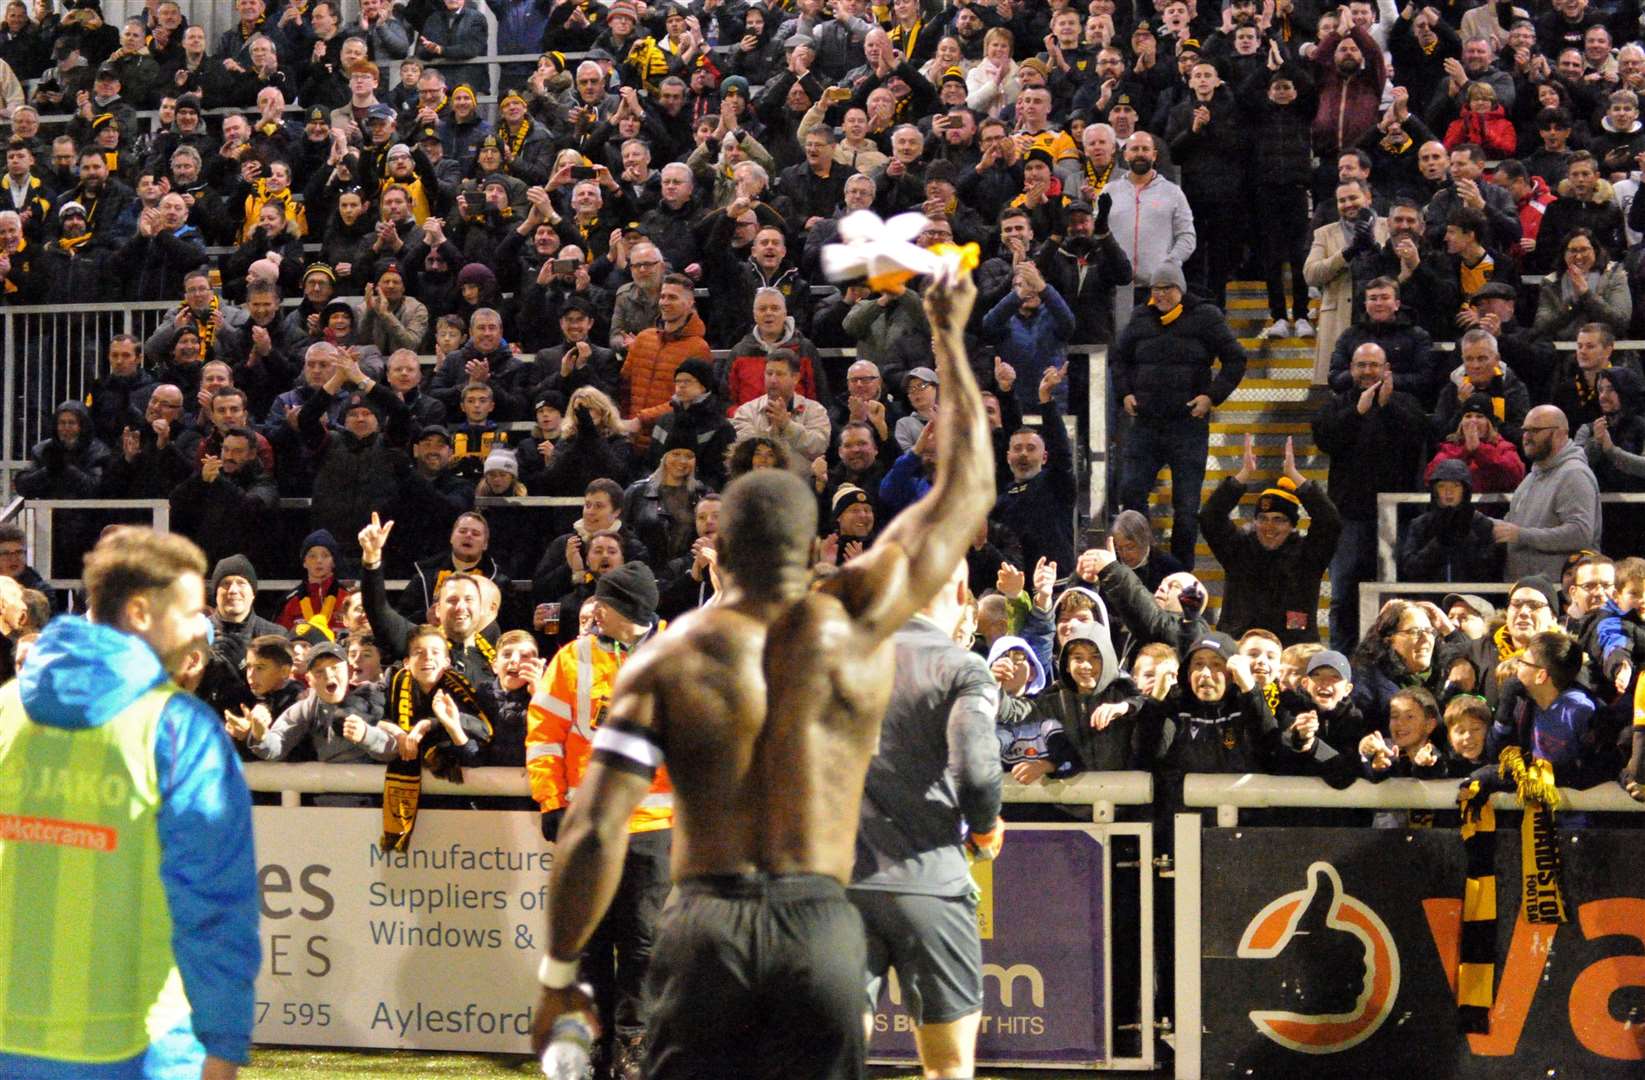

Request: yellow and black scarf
left=504, top=117, right=532, bottom=159
left=0, top=236, right=21, bottom=294
left=381, top=665, right=489, bottom=851
left=56, top=232, right=92, bottom=254
left=182, top=292, right=221, bottom=354
left=1455, top=746, right=1567, bottom=1032
left=890, top=18, right=924, bottom=61
left=1083, top=157, right=1114, bottom=198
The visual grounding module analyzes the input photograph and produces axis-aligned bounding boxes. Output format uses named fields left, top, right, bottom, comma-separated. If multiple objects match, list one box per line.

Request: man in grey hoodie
left=1496, top=404, right=1601, bottom=579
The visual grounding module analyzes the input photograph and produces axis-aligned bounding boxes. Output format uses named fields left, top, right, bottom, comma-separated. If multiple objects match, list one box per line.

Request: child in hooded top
left=1036, top=619, right=1149, bottom=774
left=989, top=634, right=1066, bottom=780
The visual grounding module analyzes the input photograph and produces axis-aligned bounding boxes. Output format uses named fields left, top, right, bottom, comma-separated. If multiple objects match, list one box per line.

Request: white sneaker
left=1294, top=317, right=1316, bottom=337
left=1258, top=319, right=1291, bottom=339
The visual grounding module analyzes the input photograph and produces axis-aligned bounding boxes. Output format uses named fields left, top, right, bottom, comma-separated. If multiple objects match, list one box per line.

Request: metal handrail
left=1374, top=490, right=1645, bottom=585
left=1184, top=773, right=1645, bottom=827
left=243, top=764, right=1152, bottom=819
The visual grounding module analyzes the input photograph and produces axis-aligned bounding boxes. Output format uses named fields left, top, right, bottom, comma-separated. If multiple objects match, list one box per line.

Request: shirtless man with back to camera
left=529, top=267, right=995, bottom=1079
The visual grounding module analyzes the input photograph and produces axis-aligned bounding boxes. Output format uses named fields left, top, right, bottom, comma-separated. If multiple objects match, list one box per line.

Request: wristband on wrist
left=538, top=954, right=579, bottom=989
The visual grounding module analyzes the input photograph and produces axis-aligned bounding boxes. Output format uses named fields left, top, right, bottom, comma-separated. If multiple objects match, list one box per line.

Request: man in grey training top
left=849, top=557, right=1003, bottom=1080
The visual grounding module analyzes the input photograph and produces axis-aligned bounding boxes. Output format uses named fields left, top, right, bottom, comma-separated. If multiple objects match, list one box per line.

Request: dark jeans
left=1263, top=185, right=1312, bottom=322
left=1184, top=196, right=1242, bottom=311
left=1118, top=416, right=1210, bottom=568
left=580, top=827, right=673, bottom=1042
left=1328, top=517, right=1378, bottom=653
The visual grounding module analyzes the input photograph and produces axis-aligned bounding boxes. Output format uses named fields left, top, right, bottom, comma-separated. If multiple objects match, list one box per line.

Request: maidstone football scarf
left=1455, top=745, right=1568, bottom=1032
left=380, top=666, right=489, bottom=851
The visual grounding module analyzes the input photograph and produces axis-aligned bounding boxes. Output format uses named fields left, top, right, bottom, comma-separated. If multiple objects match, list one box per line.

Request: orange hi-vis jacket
left=525, top=630, right=673, bottom=833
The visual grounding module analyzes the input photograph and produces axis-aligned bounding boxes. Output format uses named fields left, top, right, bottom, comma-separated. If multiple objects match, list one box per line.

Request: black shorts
left=850, top=887, right=982, bottom=1025
left=644, top=873, right=866, bottom=1080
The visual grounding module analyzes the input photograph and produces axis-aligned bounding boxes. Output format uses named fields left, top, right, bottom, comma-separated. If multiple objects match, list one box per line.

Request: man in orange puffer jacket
left=620, top=273, right=711, bottom=450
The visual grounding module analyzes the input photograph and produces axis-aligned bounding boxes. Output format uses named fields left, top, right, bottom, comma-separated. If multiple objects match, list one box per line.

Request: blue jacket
left=981, top=284, right=1075, bottom=410
left=0, top=617, right=259, bottom=1079
left=878, top=449, right=932, bottom=517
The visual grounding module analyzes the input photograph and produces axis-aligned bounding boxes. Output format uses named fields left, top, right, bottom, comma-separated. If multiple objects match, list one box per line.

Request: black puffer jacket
left=1110, top=296, right=1247, bottom=422
left=1164, top=85, right=1246, bottom=205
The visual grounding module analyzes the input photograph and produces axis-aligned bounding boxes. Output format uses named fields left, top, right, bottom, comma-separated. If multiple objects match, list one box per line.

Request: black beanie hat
left=1254, top=475, right=1302, bottom=526
left=594, top=561, right=659, bottom=627
left=673, top=358, right=716, bottom=396
left=301, top=529, right=339, bottom=561
left=210, top=554, right=258, bottom=595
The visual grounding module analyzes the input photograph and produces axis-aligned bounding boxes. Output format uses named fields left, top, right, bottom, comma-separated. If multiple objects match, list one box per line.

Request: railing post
left=2, top=307, right=13, bottom=501
left=1377, top=493, right=1399, bottom=583
left=1087, top=345, right=1107, bottom=520
left=1172, top=812, right=1202, bottom=1080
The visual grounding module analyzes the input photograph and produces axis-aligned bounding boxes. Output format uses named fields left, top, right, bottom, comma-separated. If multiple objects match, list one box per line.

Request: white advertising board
left=252, top=806, right=550, bottom=1051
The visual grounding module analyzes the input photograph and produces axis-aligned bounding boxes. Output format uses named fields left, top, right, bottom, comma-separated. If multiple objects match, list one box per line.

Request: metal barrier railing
left=1374, top=491, right=1645, bottom=587
left=1, top=302, right=179, bottom=471
left=19, top=495, right=582, bottom=587
left=243, top=764, right=1153, bottom=817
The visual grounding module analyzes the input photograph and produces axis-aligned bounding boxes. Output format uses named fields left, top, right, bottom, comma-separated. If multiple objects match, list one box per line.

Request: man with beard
left=169, top=428, right=278, bottom=570
left=1309, top=16, right=1385, bottom=162
left=1353, top=195, right=1459, bottom=340
left=0, top=528, right=258, bottom=1080
left=359, top=263, right=429, bottom=355
left=36, top=200, right=111, bottom=303
left=358, top=513, right=499, bottom=689
left=536, top=297, right=622, bottom=402
left=1200, top=435, right=1341, bottom=646
left=1497, top=405, right=1601, bottom=579
left=608, top=241, right=667, bottom=354
left=1305, top=179, right=1386, bottom=384
left=49, top=147, right=132, bottom=247
left=1105, top=131, right=1194, bottom=336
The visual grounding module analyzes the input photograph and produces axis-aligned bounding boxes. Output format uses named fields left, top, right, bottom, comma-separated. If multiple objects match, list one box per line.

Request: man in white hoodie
left=1496, top=404, right=1601, bottom=578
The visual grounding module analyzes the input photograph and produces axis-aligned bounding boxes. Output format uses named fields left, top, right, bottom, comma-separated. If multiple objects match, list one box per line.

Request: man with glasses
left=1496, top=404, right=1600, bottom=578
left=1564, top=551, right=1615, bottom=621
left=102, top=383, right=192, bottom=498
left=609, top=241, right=667, bottom=353
left=639, top=163, right=700, bottom=273
left=1462, top=575, right=1561, bottom=707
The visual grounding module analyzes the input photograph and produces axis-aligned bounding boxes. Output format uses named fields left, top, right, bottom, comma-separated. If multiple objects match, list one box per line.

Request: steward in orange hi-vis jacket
left=524, top=561, right=671, bottom=1076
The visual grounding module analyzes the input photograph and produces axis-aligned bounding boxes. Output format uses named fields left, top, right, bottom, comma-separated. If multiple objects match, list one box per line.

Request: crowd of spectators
left=0, top=0, right=1643, bottom=807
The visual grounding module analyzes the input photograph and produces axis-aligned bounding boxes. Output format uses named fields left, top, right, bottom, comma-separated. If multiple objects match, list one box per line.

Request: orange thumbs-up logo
left=1237, top=862, right=1401, bottom=1054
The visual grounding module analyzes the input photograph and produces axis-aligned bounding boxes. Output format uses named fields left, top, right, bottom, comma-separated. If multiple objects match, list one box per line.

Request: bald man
left=1496, top=405, right=1601, bottom=579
